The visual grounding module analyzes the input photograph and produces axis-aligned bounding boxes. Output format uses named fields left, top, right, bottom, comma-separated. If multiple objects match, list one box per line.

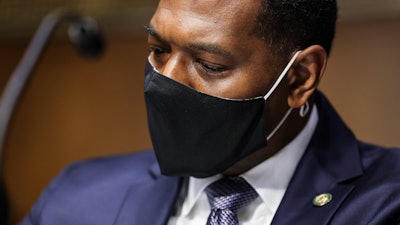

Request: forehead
left=157, top=0, right=260, bottom=16
left=152, top=0, right=261, bottom=36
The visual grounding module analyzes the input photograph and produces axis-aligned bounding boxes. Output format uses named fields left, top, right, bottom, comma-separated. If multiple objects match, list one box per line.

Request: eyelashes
left=148, top=50, right=228, bottom=77
left=196, top=60, right=227, bottom=74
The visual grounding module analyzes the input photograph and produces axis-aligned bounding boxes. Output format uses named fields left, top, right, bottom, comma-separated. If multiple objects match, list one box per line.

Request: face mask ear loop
left=266, top=107, right=293, bottom=141
left=263, top=51, right=302, bottom=101
left=264, top=50, right=301, bottom=141
left=148, top=56, right=162, bottom=73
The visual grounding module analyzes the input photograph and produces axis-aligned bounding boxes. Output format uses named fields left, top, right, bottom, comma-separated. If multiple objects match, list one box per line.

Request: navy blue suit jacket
left=20, top=93, right=400, bottom=224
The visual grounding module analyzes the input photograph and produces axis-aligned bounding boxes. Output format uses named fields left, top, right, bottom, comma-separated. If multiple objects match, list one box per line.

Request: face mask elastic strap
left=266, top=107, right=293, bottom=141
left=148, top=56, right=162, bottom=73
left=263, top=51, right=302, bottom=100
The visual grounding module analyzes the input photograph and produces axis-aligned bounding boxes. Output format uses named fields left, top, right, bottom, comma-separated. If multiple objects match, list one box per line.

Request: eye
left=197, top=60, right=227, bottom=74
left=148, top=46, right=167, bottom=56
left=148, top=46, right=170, bottom=67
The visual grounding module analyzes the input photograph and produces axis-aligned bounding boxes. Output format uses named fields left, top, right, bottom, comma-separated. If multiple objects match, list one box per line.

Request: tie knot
left=205, top=176, right=258, bottom=214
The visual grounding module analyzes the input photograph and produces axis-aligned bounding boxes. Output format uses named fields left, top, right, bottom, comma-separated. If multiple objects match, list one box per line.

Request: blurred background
left=0, top=0, right=399, bottom=224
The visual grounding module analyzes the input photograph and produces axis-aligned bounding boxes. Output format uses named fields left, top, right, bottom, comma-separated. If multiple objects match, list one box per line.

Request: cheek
left=232, top=65, right=276, bottom=99
left=199, top=69, right=271, bottom=100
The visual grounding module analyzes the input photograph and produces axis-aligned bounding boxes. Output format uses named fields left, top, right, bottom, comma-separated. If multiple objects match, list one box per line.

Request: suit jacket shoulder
left=19, top=151, right=181, bottom=225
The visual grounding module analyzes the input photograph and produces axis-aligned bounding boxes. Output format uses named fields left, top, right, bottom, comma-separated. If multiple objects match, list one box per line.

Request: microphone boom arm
left=0, top=8, right=104, bottom=169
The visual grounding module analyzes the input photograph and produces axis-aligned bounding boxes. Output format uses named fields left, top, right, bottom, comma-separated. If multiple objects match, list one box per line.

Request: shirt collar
left=181, top=105, right=319, bottom=216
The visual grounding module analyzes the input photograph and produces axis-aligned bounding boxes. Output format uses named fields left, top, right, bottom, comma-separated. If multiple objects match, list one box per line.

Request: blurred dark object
left=0, top=8, right=105, bottom=224
left=0, top=178, right=7, bottom=225
left=68, top=16, right=105, bottom=58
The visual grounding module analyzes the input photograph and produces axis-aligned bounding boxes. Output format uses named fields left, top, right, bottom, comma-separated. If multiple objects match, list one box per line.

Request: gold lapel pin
left=313, top=193, right=333, bottom=207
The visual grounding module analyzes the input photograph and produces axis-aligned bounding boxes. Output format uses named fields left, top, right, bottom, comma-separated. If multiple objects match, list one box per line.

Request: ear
left=287, top=45, right=327, bottom=108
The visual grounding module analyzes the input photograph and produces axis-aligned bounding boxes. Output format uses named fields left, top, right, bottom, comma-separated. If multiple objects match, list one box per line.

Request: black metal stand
left=0, top=8, right=104, bottom=224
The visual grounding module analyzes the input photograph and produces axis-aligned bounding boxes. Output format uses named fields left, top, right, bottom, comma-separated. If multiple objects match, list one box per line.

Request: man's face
left=147, top=0, right=287, bottom=100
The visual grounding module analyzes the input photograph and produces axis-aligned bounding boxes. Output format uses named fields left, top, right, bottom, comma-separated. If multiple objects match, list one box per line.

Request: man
left=20, top=0, right=400, bottom=224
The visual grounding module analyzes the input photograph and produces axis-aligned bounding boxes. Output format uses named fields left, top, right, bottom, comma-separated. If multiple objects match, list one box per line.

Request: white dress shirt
left=168, top=105, right=319, bottom=225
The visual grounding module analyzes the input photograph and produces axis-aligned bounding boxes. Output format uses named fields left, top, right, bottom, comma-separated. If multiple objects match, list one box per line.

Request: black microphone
left=0, top=9, right=105, bottom=224
left=68, top=16, right=105, bottom=58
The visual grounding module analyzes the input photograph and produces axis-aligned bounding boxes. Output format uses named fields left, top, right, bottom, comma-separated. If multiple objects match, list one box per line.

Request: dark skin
left=147, top=0, right=327, bottom=176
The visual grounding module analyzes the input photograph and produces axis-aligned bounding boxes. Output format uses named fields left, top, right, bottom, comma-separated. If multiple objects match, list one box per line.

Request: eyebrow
left=188, top=43, right=232, bottom=58
left=144, top=24, right=233, bottom=58
left=145, top=24, right=163, bottom=42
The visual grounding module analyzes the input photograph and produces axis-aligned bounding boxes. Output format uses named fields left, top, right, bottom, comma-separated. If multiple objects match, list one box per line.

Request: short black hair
left=255, top=0, right=337, bottom=57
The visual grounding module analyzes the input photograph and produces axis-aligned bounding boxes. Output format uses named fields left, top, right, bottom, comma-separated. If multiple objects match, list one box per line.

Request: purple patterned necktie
left=205, top=176, right=258, bottom=225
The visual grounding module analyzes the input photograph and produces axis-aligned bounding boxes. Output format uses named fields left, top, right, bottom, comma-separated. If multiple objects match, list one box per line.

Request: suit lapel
left=272, top=93, right=363, bottom=225
left=113, top=163, right=182, bottom=225
left=271, top=148, right=356, bottom=225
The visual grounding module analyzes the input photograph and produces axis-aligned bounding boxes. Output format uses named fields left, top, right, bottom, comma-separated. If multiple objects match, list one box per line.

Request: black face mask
left=144, top=52, right=300, bottom=178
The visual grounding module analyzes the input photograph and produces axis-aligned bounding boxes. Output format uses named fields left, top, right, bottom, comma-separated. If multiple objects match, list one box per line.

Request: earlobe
left=287, top=45, right=327, bottom=108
